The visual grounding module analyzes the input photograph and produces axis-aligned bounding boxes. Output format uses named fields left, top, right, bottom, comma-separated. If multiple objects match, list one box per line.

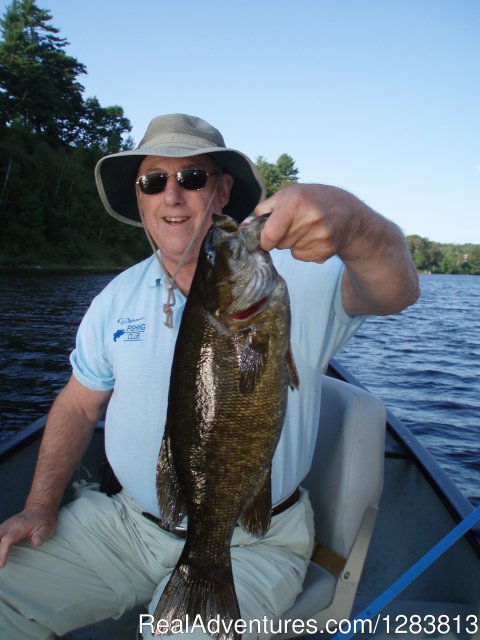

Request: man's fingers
left=30, top=532, right=44, bottom=547
left=254, top=192, right=278, bottom=217
left=0, top=527, right=20, bottom=568
left=0, top=511, right=56, bottom=567
left=0, top=539, right=11, bottom=567
left=30, top=523, right=53, bottom=547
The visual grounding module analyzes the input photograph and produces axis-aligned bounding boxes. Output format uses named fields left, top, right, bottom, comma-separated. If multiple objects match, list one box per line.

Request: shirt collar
left=146, top=253, right=186, bottom=303
left=146, top=253, right=165, bottom=288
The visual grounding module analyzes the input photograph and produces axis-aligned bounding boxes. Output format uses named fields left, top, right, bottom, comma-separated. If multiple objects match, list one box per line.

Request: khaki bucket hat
left=95, top=113, right=265, bottom=226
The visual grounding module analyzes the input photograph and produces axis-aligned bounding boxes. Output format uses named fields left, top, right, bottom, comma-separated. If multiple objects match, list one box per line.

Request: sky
left=2, top=0, right=479, bottom=243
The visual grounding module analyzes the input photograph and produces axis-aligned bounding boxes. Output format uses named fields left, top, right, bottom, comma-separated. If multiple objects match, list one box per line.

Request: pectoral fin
left=236, top=328, right=269, bottom=394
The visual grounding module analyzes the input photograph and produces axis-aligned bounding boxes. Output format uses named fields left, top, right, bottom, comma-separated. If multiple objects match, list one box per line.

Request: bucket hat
left=95, top=114, right=265, bottom=226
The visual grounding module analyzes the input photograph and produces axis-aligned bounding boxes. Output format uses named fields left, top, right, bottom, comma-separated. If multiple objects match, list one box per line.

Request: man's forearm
left=340, top=201, right=419, bottom=316
left=25, top=378, right=110, bottom=514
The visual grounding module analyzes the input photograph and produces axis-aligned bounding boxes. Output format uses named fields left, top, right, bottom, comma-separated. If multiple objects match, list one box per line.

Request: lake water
left=0, top=271, right=478, bottom=505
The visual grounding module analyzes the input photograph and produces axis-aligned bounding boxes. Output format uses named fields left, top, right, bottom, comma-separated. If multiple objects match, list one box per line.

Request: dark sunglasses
left=136, top=169, right=219, bottom=195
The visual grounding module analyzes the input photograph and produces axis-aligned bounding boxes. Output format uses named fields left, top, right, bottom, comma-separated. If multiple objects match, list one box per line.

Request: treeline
left=0, top=1, right=478, bottom=273
left=0, top=124, right=152, bottom=268
left=0, top=0, right=150, bottom=268
left=407, top=236, right=480, bottom=275
left=0, top=123, right=299, bottom=268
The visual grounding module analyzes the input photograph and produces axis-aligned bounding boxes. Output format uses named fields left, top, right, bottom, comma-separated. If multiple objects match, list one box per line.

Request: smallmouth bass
left=154, top=213, right=299, bottom=639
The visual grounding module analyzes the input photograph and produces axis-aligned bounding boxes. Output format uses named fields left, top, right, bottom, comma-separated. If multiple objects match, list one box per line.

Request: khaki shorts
left=0, top=483, right=314, bottom=640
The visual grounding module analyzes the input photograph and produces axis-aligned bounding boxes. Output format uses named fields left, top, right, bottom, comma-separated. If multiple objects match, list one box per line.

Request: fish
left=153, top=212, right=299, bottom=639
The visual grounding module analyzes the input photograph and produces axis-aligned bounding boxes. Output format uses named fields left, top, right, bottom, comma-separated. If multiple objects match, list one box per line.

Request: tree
left=256, top=153, right=299, bottom=197
left=0, top=124, right=149, bottom=267
left=0, top=1, right=138, bottom=267
left=440, top=247, right=457, bottom=274
left=407, top=235, right=441, bottom=272
left=276, top=153, right=299, bottom=185
left=0, top=0, right=86, bottom=144
left=78, top=97, right=133, bottom=153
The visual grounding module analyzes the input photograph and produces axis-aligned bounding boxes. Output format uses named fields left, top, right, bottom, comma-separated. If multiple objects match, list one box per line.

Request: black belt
left=142, top=487, right=300, bottom=538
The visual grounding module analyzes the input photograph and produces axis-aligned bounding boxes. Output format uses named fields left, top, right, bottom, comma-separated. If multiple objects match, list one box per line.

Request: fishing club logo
left=113, top=317, right=146, bottom=343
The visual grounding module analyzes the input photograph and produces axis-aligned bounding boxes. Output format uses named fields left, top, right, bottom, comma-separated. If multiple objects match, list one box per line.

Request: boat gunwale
left=0, top=415, right=47, bottom=463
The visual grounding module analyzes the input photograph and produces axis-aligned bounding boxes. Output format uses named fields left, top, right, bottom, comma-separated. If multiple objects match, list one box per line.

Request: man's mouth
left=164, top=216, right=189, bottom=225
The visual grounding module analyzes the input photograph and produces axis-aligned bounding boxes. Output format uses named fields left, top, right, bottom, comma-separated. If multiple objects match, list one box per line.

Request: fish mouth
left=239, top=212, right=271, bottom=228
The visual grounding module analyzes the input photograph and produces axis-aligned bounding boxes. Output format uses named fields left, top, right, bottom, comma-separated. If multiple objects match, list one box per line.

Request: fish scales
left=153, top=213, right=298, bottom=639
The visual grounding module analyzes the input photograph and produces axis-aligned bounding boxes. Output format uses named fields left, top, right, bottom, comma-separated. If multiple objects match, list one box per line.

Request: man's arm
left=0, top=375, right=112, bottom=567
left=255, top=184, right=419, bottom=315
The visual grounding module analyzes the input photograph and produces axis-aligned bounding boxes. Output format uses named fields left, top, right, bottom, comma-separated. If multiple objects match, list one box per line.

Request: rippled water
left=337, top=274, right=479, bottom=505
left=0, top=271, right=478, bottom=504
left=0, top=271, right=114, bottom=433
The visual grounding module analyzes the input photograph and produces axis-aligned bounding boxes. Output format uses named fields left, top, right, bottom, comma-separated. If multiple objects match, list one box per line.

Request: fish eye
left=206, top=249, right=216, bottom=265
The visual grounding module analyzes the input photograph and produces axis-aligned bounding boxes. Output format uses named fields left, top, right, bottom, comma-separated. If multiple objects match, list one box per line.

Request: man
left=0, top=114, right=419, bottom=639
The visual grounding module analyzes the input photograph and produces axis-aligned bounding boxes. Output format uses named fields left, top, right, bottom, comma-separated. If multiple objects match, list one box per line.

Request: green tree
left=464, top=246, right=480, bottom=274
left=0, top=0, right=139, bottom=268
left=78, top=97, right=133, bottom=153
left=407, top=235, right=431, bottom=271
left=0, top=124, right=149, bottom=267
left=276, top=153, right=299, bottom=185
left=0, top=0, right=86, bottom=144
left=406, top=235, right=480, bottom=275
left=440, top=247, right=457, bottom=274
left=256, top=153, right=299, bottom=197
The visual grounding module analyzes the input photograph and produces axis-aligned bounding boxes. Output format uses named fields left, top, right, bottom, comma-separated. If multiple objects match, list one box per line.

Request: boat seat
left=278, top=375, right=386, bottom=638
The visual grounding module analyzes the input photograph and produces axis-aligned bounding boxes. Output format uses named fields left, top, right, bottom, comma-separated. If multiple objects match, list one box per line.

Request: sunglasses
left=136, top=169, right=219, bottom=195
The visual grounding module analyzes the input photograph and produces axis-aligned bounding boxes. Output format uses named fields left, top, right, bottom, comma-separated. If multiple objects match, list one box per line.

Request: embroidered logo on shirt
left=113, top=317, right=145, bottom=342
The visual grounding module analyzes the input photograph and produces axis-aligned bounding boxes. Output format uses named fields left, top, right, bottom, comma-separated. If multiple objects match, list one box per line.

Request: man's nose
left=162, top=175, right=185, bottom=206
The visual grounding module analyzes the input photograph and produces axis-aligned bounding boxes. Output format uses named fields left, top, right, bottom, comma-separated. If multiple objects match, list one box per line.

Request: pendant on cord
left=163, top=283, right=176, bottom=329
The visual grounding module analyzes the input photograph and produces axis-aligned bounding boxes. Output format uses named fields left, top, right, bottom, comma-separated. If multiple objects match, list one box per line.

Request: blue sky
left=2, top=0, right=478, bottom=243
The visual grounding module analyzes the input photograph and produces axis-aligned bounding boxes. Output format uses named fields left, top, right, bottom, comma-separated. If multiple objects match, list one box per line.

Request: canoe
left=1, top=358, right=479, bottom=639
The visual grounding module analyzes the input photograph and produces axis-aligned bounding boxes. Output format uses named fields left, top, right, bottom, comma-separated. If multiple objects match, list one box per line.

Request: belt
left=142, top=487, right=300, bottom=538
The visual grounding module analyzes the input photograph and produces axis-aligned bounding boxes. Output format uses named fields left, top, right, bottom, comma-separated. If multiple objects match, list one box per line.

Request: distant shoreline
left=0, top=264, right=126, bottom=274
left=417, top=271, right=479, bottom=276
left=1, top=264, right=478, bottom=277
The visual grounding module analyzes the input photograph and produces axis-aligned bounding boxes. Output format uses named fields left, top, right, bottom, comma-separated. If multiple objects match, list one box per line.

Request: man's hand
left=0, top=376, right=111, bottom=569
left=0, top=504, right=57, bottom=568
left=254, top=184, right=360, bottom=263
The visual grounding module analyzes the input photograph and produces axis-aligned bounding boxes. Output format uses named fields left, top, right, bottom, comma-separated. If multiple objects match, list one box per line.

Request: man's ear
left=219, top=173, right=234, bottom=209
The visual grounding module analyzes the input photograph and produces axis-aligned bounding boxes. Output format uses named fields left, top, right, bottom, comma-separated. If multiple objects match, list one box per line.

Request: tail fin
left=153, top=547, right=241, bottom=640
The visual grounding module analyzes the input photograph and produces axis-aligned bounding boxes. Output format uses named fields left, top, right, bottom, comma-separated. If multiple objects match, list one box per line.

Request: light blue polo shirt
left=70, top=251, right=364, bottom=516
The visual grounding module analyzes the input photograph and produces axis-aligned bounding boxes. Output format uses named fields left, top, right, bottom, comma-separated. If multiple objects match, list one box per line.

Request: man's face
left=137, top=155, right=233, bottom=275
